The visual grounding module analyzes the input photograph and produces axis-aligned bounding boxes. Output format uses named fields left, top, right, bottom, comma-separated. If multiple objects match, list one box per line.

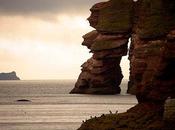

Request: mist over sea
left=0, top=80, right=137, bottom=130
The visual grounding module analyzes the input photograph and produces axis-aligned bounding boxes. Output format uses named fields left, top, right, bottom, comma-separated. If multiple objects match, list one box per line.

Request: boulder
left=94, top=0, right=134, bottom=33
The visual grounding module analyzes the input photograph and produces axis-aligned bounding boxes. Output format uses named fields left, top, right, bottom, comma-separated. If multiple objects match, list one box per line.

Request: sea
left=0, top=79, right=137, bottom=130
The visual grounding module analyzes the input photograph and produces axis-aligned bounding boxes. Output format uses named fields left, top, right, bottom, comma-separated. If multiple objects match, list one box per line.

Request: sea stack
left=70, top=0, right=133, bottom=94
left=0, top=71, right=20, bottom=80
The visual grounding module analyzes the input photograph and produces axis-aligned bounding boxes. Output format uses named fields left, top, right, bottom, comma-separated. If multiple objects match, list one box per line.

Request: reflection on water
left=0, top=80, right=137, bottom=130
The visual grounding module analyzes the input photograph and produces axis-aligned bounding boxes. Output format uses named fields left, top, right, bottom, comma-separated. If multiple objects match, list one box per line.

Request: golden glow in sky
left=0, top=0, right=129, bottom=80
left=0, top=15, right=93, bottom=79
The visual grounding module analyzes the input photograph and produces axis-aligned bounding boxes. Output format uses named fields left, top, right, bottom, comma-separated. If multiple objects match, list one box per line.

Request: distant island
left=0, top=71, right=20, bottom=80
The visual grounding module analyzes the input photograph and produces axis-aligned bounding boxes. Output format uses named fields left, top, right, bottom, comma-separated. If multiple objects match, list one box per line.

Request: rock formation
left=0, top=71, right=20, bottom=80
left=75, top=0, right=175, bottom=129
left=70, top=0, right=133, bottom=94
left=127, top=0, right=175, bottom=103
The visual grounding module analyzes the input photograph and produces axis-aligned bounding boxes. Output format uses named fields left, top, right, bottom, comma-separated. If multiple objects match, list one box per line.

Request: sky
left=0, top=0, right=129, bottom=80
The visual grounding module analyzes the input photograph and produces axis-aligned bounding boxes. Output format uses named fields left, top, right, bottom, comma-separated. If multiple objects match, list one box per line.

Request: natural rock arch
left=71, top=0, right=175, bottom=129
left=70, top=0, right=175, bottom=101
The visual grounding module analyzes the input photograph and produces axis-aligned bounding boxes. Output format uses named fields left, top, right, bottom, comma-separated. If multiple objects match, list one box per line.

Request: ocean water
left=0, top=80, right=137, bottom=130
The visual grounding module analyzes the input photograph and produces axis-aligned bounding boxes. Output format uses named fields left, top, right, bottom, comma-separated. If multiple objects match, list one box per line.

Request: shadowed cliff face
left=72, top=0, right=175, bottom=129
left=128, top=0, right=175, bottom=102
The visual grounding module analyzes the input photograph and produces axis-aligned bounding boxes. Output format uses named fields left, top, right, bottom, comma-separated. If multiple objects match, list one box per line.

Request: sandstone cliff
left=74, top=0, right=175, bottom=129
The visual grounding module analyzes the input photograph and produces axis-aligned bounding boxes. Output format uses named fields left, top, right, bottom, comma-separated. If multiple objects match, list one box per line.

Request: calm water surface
left=0, top=80, right=137, bottom=130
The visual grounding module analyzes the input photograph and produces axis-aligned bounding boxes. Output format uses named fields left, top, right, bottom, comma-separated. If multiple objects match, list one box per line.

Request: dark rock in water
left=16, top=99, right=31, bottom=102
left=0, top=71, right=20, bottom=80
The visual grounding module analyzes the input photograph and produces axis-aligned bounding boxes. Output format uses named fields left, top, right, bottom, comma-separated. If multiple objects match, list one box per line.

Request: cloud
left=0, top=49, right=18, bottom=62
left=0, top=15, right=93, bottom=45
left=0, top=0, right=119, bottom=79
left=0, top=39, right=92, bottom=79
left=0, top=0, right=104, bottom=16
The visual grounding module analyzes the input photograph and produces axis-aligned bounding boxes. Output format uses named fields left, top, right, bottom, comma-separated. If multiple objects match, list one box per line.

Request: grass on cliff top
left=78, top=105, right=164, bottom=130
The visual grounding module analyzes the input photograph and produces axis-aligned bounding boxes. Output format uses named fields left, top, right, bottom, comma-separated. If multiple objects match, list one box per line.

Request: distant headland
left=0, top=71, right=20, bottom=80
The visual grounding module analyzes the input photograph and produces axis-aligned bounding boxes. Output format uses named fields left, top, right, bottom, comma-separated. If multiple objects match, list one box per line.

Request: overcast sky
left=0, top=0, right=129, bottom=80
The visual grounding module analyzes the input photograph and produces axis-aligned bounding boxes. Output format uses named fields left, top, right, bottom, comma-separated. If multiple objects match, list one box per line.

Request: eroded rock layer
left=70, top=31, right=129, bottom=94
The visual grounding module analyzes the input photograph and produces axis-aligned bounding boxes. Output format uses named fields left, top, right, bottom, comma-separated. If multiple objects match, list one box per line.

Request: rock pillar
left=70, top=0, right=133, bottom=94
